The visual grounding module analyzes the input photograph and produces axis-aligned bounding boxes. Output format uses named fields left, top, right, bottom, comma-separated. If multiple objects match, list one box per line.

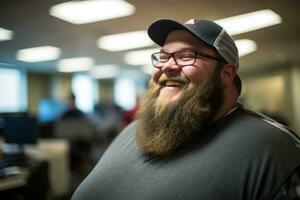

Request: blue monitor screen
left=37, top=98, right=68, bottom=123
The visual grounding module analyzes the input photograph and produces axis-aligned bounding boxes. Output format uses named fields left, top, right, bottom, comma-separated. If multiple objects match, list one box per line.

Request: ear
left=220, top=64, right=237, bottom=86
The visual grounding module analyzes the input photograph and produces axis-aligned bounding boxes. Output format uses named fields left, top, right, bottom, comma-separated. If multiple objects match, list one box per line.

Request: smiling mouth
left=160, top=78, right=188, bottom=87
left=165, top=81, right=184, bottom=87
left=158, top=77, right=189, bottom=89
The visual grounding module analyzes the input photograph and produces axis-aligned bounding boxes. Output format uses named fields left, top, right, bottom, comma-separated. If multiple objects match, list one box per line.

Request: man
left=72, top=19, right=300, bottom=199
left=60, top=93, right=85, bottom=119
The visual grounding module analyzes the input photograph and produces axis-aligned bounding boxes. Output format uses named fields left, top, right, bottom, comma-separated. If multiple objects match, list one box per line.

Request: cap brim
left=148, top=19, right=214, bottom=49
left=148, top=19, right=189, bottom=46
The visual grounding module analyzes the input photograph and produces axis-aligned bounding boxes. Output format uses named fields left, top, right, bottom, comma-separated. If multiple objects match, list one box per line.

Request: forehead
left=163, top=30, right=215, bottom=53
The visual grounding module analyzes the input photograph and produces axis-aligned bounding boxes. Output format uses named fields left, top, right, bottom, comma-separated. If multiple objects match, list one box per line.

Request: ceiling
left=0, top=0, right=299, bottom=76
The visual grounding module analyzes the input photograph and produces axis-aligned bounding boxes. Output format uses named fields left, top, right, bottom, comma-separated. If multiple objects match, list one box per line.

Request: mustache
left=158, top=75, right=189, bottom=86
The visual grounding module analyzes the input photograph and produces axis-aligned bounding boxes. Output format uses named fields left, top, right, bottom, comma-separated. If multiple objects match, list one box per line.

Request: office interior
left=0, top=0, right=300, bottom=199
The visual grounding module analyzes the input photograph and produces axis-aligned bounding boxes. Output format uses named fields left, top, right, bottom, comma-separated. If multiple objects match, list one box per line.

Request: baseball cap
left=147, top=18, right=239, bottom=68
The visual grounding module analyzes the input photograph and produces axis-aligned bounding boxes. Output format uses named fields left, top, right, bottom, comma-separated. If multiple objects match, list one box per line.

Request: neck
left=212, top=86, right=238, bottom=122
left=212, top=101, right=237, bottom=122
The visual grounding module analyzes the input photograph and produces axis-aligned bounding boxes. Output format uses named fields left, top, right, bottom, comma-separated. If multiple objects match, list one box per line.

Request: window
left=114, top=77, right=136, bottom=110
left=72, top=74, right=97, bottom=113
left=0, top=63, right=26, bottom=112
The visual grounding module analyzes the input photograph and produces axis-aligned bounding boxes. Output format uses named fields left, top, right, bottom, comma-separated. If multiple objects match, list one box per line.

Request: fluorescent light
left=235, top=39, right=257, bottom=57
left=124, top=48, right=159, bottom=65
left=90, top=65, right=119, bottom=79
left=16, top=46, right=61, bottom=62
left=57, top=57, right=94, bottom=73
left=98, top=31, right=154, bottom=51
left=215, top=9, right=281, bottom=35
left=49, top=0, right=135, bottom=24
left=0, top=27, right=14, bottom=41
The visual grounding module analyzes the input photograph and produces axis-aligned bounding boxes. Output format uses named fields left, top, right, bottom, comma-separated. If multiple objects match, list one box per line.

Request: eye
left=177, top=52, right=195, bottom=61
left=158, top=54, right=169, bottom=62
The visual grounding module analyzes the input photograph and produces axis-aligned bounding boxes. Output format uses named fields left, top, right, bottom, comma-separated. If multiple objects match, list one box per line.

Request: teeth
left=165, top=81, right=182, bottom=87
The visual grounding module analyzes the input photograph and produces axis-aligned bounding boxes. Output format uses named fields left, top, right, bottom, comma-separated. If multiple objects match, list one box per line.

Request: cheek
left=182, top=63, right=217, bottom=84
left=151, top=67, right=162, bottom=82
left=181, top=66, right=204, bottom=84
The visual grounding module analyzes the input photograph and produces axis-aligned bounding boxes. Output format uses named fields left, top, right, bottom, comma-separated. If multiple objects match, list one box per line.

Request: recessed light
left=16, top=46, right=61, bottom=62
left=0, top=27, right=14, bottom=41
left=235, top=39, right=257, bottom=57
left=98, top=31, right=154, bottom=51
left=215, top=9, right=282, bottom=35
left=57, top=57, right=94, bottom=72
left=90, top=65, right=119, bottom=79
left=50, top=0, right=135, bottom=24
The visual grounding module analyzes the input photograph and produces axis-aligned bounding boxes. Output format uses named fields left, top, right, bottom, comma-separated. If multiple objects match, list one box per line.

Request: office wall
left=27, top=73, right=72, bottom=114
left=51, top=75, right=72, bottom=100
left=291, top=65, right=300, bottom=133
left=241, top=64, right=299, bottom=133
left=27, top=73, right=51, bottom=114
left=98, top=79, right=114, bottom=103
left=242, top=70, right=289, bottom=119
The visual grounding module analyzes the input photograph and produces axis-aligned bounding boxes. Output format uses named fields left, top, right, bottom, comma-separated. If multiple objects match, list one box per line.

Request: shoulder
left=236, top=106, right=300, bottom=146
left=212, top=105, right=300, bottom=166
left=218, top=105, right=300, bottom=198
left=221, top=105, right=300, bottom=147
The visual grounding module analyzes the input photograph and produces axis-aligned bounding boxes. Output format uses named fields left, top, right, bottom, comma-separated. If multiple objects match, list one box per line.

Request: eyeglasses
left=151, top=49, right=225, bottom=68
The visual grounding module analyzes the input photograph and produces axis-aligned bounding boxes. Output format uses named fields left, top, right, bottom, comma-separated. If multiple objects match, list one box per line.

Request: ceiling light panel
left=235, top=39, right=257, bottom=57
left=215, top=9, right=282, bottom=36
left=49, top=0, right=135, bottom=24
left=98, top=31, right=154, bottom=51
left=57, top=57, right=94, bottom=73
left=16, top=46, right=61, bottom=62
left=0, top=27, right=14, bottom=41
left=90, top=65, right=119, bottom=79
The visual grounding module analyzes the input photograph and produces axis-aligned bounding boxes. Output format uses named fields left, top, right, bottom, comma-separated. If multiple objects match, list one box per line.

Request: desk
left=26, top=139, right=70, bottom=197
left=0, top=168, right=28, bottom=191
left=0, top=161, right=49, bottom=200
left=0, top=138, right=70, bottom=197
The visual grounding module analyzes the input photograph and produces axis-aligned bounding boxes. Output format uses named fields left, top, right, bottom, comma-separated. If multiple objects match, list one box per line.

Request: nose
left=161, top=56, right=180, bottom=74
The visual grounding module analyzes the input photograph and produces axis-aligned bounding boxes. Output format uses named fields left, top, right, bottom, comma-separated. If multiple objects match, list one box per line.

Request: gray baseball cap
left=147, top=18, right=239, bottom=68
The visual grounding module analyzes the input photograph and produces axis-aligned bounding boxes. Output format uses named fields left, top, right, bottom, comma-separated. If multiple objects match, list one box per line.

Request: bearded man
left=72, top=19, right=300, bottom=200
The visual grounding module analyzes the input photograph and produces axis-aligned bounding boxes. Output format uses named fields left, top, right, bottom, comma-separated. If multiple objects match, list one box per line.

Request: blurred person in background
left=120, top=94, right=142, bottom=127
left=60, top=93, right=85, bottom=120
left=72, top=18, right=300, bottom=200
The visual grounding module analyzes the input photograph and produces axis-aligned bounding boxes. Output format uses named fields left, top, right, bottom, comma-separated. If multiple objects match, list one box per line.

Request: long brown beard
left=135, top=68, right=224, bottom=156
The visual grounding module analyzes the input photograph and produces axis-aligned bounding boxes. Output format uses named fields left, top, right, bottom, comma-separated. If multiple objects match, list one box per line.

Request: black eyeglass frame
left=151, top=49, right=226, bottom=68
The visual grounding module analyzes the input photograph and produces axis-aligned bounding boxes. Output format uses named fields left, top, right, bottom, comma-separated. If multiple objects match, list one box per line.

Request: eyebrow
left=159, top=48, right=196, bottom=53
left=192, top=48, right=227, bottom=62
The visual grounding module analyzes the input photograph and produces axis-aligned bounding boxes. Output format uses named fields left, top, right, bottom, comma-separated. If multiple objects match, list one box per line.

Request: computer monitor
left=37, top=98, right=68, bottom=123
left=3, top=116, right=38, bottom=145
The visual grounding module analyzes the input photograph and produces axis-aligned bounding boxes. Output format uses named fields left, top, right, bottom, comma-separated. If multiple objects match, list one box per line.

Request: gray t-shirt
left=72, top=107, right=300, bottom=200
